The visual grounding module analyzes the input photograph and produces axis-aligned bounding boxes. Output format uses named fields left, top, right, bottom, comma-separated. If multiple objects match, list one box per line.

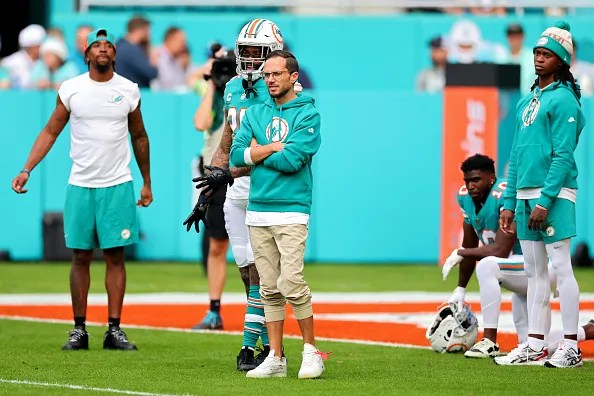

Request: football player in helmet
left=186, top=18, right=298, bottom=371
left=441, top=154, right=594, bottom=364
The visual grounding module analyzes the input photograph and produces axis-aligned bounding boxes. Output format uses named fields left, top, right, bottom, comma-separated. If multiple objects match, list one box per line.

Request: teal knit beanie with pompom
left=534, top=20, right=573, bottom=66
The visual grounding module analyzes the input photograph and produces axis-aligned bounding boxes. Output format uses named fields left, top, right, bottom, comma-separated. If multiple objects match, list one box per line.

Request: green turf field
left=1, top=320, right=593, bottom=396
left=1, top=262, right=594, bottom=395
left=4, top=261, right=594, bottom=294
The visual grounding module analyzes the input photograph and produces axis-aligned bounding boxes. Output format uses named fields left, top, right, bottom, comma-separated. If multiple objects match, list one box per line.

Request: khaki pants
left=248, top=224, right=313, bottom=322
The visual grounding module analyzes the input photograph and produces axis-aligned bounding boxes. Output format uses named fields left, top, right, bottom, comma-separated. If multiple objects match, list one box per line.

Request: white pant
left=476, top=255, right=556, bottom=343
left=223, top=198, right=254, bottom=268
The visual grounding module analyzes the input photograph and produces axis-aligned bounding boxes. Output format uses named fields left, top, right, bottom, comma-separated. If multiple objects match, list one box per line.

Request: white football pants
left=223, top=198, right=254, bottom=268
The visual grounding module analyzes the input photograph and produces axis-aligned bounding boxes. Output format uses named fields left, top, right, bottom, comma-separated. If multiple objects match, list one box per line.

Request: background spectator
left=447, top=19, right=505, bottom=64
left=0, top=34, right=11, bottom=89
left=72, top=24, right=94, bottom=73
left=571, top=39, right=594, bottom=97
left=416, top=35, right=447, bottom=93
left=1, top=24, right=46, bottom=89
left=46, top=26, right=65, bottom=43
left=28, top=37, right=79, bottom=90
left=153, top=26, right=189, bottom=91
left=495, top=23, right=534, bottom=95
left=187, top=42, right=227, bottom=96
left=115, top=15, right=158, bottom=88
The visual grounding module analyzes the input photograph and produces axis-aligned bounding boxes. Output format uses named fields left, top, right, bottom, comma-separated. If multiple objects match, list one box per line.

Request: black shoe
left=103, top=328, right=138, bottom=351
left=254, top=345, right=280, bottom=367
left=236, top=347, right=256, bottom=371
left=62, top=328, right=89, bottom=350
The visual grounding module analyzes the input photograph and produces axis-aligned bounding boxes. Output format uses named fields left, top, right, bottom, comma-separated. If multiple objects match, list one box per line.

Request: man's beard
left=270, top=86, right=290, bottom=99
left=95, top=61, right=112, bottom=73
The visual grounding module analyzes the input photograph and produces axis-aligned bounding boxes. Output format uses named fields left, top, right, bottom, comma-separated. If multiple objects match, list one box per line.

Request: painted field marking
left=0, top=378, right=191, bottom=396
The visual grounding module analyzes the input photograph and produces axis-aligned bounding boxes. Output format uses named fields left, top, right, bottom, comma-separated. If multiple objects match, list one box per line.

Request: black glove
left=193, top=165, right=234, bottom=194
left=183, top=192, right=210, bottom=233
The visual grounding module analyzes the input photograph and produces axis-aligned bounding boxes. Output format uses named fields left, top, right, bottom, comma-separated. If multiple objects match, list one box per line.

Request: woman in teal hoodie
left=230, top=50, right=325, bottom=379
left=498, top=21, right=585, bottom=368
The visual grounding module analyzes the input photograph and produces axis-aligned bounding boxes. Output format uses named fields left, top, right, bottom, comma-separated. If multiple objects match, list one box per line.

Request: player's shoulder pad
left=224, top=75, right=242, bottom=92
left=457, top=184, right=469, bottom=208
left=457, top=184, right=469, bottom=197
left=492, top=179, right=508, bottom=194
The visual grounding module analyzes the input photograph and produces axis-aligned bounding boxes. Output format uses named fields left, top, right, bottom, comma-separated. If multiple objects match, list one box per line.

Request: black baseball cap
left=506, top=23, right=524, bottom=35
left=429, top=36, right=444, bottom=49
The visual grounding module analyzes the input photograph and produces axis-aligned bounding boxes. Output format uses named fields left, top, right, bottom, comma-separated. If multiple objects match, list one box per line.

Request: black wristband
left=20, top=169, right=30, bottom=175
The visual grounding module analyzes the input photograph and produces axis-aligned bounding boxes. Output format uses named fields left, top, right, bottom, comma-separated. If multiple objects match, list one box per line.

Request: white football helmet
left=235, top=18, right=284, bottom=80
left=426, top=302, right=478, bottom=353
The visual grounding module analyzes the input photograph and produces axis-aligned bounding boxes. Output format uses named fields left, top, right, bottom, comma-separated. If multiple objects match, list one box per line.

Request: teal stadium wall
left=1, top=11, right=594, bottom=262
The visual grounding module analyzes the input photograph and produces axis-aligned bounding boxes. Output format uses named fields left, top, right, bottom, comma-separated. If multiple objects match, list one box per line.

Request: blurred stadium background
left=2, top=2, right=594, bottom=395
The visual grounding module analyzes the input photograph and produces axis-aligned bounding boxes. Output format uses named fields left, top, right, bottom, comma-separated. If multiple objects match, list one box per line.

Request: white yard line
left=2, top=292, right=594, bottom=305
left=0, top=378, right=192, bottom=396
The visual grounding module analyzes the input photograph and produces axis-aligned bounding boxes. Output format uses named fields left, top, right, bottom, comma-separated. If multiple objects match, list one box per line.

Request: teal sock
left=243, top=285, right=265, bottom=349
left=260, top=321, right=269, bottom=347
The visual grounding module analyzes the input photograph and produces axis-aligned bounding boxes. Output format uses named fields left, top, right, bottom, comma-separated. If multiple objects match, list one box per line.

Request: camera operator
left=190, top=49, right=236, bottom=329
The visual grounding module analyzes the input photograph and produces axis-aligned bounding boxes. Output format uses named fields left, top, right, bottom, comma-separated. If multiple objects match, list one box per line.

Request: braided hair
left=530, top=64, right=581, bottom=99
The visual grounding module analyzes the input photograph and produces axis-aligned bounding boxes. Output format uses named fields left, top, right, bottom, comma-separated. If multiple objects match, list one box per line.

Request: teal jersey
left=457, top=178, right=522, bottom=255
left=223, top=76, right=269, bottom=137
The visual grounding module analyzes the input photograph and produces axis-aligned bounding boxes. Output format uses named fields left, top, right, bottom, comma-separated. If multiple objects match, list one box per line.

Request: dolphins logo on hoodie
left=266, top=116, right=289, bottom=142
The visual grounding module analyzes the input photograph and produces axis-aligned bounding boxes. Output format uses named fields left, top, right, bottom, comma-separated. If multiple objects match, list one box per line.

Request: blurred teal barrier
left=2, top=90, right=592, bottom=263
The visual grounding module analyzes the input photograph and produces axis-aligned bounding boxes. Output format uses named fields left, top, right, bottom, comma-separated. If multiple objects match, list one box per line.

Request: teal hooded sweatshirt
left=503, top=80, right=585, bottom=211
left=229, top=94, right=321, bottom=214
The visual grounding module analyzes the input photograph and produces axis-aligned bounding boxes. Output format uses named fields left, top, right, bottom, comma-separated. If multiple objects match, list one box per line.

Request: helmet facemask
left=237, top=44, right=269, bottom=80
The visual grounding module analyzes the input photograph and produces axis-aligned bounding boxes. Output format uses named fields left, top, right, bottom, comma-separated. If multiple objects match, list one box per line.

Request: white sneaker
left=246, top=349, right=287, bottom=378
left=494, top=342, right=548, bottom=366
left=464, top=338, right=500, bottom=358
left=544, top=342, right=583, bottom=368
left=298, top=343, right=325, bottom=379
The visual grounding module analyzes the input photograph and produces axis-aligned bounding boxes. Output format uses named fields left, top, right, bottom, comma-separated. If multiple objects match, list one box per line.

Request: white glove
left=442, top=248, right=464, bottom=281
left=448, top=286, right=466, bottom=312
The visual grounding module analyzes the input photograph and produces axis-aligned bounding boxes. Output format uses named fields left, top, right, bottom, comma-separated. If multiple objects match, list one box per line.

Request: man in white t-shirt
left=11, top=28, right=152, bottom=352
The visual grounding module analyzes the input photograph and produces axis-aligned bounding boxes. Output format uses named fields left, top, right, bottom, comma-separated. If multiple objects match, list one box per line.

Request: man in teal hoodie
left=229, top=50, right=325, bottom=379
left=497, top=20, right=586, bottom=368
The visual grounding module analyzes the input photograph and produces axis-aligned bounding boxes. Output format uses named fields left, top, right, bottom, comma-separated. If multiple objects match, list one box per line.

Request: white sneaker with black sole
left=246, top=349, right=287, bottom=378
left=494, top=342, right=548, bottom=366
left=464, top=338, right=500, bottom=358
left=545, top=342, right=583, bottom=368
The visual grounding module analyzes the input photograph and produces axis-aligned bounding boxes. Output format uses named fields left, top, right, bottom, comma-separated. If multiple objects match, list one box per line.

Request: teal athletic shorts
left=515, top=198, right=576, bottom=244
left=64, top=181, right=139, bottom=249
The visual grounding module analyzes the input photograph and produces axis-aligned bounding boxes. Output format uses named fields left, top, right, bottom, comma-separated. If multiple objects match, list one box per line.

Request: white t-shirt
left=1, top=50, right=35, bottom=88
left=58, top=72, right=140, bottom=188
left=245, top=211, right=309, bottom=227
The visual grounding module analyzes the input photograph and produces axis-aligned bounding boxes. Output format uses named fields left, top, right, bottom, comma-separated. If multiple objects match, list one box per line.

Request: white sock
left=476, top=257, right=502, bottom=329
left=546, top=239, right=580, bottom=335
left=547, top=324, right=585, bottom=354
left=520, top=240, right=551, bottom=336
left=528, top=335, right=545, bottom=351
